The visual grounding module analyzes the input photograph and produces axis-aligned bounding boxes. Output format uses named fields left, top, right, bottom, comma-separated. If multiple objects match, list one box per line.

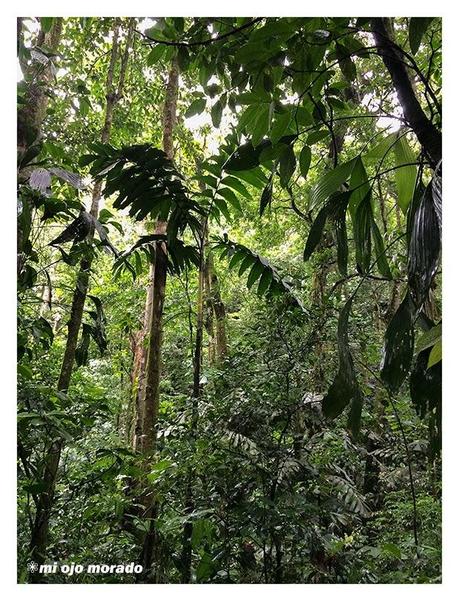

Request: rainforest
left=17, top=16, right=442, bottom=584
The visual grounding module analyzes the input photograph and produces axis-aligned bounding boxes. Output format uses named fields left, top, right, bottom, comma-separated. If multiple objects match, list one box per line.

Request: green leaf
left=251, top=105, right=271, bottom=146
left=40, top=17, right=54, bottom=33
left=334, top=204, right=348, bottom=276
left=354, top=190, right=372, bottom=273
left=428, top=340, right=442, bottom=368
left=304, top=191, right=350, bottom=261
left=322, top=298, right=363, bottom=437
left=393, top=136, right=417, bottom=214
left=211, top=99, right=224, bottom=128
left=310, top=158, right=356, bottom=209
left=365, top=131, right=398, bottom=161
left=214, top=197, right=231, bottom=221
left=221, top=176, right=251, bottom=200
left=416, top=323, right=442, bottom=354
left=218, top=187, right=242, bottom=213
left=279, top=144, right=296, bottom=188
left=381, top=294, right=414, bottom=392
left=299, top=146, right=311, bottom=179
left=185, top=97, right=206, bottom=119
left=409, top=18, right=434, bottom=55
left=224, top=140, right=270, bottom=172
left=259, top=181, right=272, bottom=216
left=307, top=129, right=329, bottom=145
left=147, top=45, right=166, bottom=65
left=270, top=111, right=292, bottom=144
left=257, top=269, right=272, bottom=296
left=371, top=219, right=392, bottom=279
left=247, top=261, right=264, bottom=289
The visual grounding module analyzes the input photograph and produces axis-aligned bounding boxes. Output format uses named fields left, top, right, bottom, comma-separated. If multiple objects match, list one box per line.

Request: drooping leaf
left=279, top=144, right=296, bottom=188
left=393, top=136, right=417, bottom=214
left=353, top=190, right=372, bottom=273
left=322, top=298, right=363, bottom=437
left=407, top=182, right=441, bottom=308
left=259, top=180, right=273, bottom=216
left=371, top=219, right=392, bottom=279
left=409, top=17, right=434, bottom=55
left=310, top=158, right=356, bottom=209
left=213, top=237, right=302, bottom=308
left=381, top=294, right=414, bottom=392
left=299, top=145, right=311, bottom=179
left=304, top=191, right=351, bottom=261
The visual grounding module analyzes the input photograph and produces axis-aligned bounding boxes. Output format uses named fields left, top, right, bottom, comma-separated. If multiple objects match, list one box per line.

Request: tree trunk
left=27, top=20, right=134, bottom=579
left=180, top=223, right=206, bottom=583
left=206, top=252, right=228, bottom=361
left=371, top=17, right=441, bottom=168
left=17, top=18, right=63, bottom=159
left=138, top=58, right=179, bottom=580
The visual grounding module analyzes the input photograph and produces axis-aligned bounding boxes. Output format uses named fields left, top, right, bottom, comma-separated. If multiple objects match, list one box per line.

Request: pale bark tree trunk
left=137, top=58, right=179, bottom=580
left=17, top=18, right=63, bottom=159
left=206, top=252, right=228, bottom=361
left=28, top=20, right=134, bottom=579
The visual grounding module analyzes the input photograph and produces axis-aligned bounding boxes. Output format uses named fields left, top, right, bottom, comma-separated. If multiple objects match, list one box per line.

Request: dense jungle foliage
left=17, top=16, right=442, bottom=584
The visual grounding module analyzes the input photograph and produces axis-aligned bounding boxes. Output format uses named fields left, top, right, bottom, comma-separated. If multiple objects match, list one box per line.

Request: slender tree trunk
left=180, top=224, right=206, bottom=583
left=203, top=257, right=216, bottom=363
left=206, top=252, right=228, bottom=361
left=138, top=58, right=179, bottom=580
left=28, top=20, right=134, bottom=578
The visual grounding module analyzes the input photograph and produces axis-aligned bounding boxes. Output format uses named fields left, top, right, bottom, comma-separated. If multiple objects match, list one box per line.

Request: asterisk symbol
left=27, top=561, right=39, bottom=573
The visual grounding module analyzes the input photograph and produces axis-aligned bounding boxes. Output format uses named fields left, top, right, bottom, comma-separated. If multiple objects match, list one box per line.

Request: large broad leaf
left=409, top=17, right=434, bottom=55
left=407, top=182, right=441, bottom=308
left=322, top=298, right=363, bottom=437
left=353, top=190, right=372, bottom=273
left=309, top=158, right=356, bottom=210
left=393, top=136, right=417, bottom=214
left=381, top=294, right=414, bottom=392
